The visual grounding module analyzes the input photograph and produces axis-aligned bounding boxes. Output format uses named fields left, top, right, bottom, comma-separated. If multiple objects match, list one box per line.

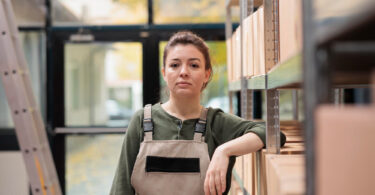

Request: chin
left=173, top=90, right=199, bottom=97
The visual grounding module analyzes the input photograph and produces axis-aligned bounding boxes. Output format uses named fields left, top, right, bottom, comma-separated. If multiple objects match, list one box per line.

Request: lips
left=177, top=81, right=191, bottom=85
left=176, top=81, right=192, bottom=86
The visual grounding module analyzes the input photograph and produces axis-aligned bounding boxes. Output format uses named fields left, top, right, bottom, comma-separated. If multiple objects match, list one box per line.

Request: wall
left=0, top=152, right=28, bottom=195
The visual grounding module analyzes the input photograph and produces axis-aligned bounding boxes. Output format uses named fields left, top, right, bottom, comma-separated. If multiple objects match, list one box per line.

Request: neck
left=162, top=94, right=202, bottom=120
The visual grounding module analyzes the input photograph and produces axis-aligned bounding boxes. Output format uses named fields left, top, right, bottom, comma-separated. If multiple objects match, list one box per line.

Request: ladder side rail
left=3, top=0, right=48, bottom=145
left=0, top=1, right=62, bottom=194
left=0, top=2, right=45, bottom=192
left=3, top=1, right=60, bottom=192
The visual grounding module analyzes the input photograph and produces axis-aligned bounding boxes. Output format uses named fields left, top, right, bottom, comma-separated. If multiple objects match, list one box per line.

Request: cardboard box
left=258, top=7, right=266, bottom=75
left=253, top=10, right=260, bottom=76
left=243, top=153, right=255, bottom=194
left=279, top=0, right=303, bottom=63
left=316, top=105, right=375, bottom=195
left=242, top=15, right=251, bottom=78
left=226, top=39, right=233, bottom=82
left=266, top=154, right=305, bottom=195
left=232, top=27, right=242, bottom=81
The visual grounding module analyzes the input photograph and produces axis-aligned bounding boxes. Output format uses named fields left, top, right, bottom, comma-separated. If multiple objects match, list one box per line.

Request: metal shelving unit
left=267, top=54, right=302, bottom=89
left=226, top=0, right=280, bottom=152
left=228, top=80, right=241, bottom=91
left=247, top=75, right=266, bottom=90
left=315, top=0, right=375, bottom=45
left=226, top=0, right=280, bottom=194
left=303, top=0, right=375, bottom=195
left=227, top=0, right=375, bottom=194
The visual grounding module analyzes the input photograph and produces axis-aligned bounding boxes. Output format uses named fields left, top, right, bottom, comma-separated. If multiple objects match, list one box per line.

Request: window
left=53, top=0, right=148, bottom=26
left=66, top=134, right=123, bottom=194
left=0, top=31, right=46, bottom=128
left=64, top=42, right=143, bottom=127
left=153, top=0, right=240, bottom=24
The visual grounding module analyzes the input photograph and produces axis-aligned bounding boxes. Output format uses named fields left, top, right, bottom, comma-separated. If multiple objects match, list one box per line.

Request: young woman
left=110, top=31, right=285, bottom=195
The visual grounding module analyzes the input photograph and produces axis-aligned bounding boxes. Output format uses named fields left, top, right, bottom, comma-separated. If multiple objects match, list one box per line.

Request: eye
left=170, top=63, right=179, bottom=68
left=191, top=63, right=199, bottom=68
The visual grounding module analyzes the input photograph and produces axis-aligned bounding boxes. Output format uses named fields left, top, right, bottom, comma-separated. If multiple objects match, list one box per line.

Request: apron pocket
left=146, top=156, right=200, bottom=173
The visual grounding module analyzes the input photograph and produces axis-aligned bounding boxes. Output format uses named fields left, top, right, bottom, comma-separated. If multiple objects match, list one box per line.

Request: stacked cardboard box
left=252, top=7, right=266, bottom=76
left=279, top=0, right=303, bottom=63
left=242, top=153, right=255, bottom=194
left=227, top=6, right=266, bottom=82
left=316, top=102, right=375, bottom=194
left=228, top=26, right=242, bottom=82
left=242, top=14, right=253, bottom=78
left=228, top=0, right=303, bottom=81
left=235, top=27, right=242, bottom=81
left=281, top=120, right=304, bottom=144
left=226, top=38, right=233, bottom=83
left=266, top=154, right=305, bottom=195
left=232, top=120, right=304, bottom=194
left=241, top=7, right=265, bottom=78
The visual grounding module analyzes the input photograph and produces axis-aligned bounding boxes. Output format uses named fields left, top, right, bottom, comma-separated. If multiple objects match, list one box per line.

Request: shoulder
left=131, top=108, right=144, bottom=121
left=131, top=103, right=163, bottom=121
left=206, top=107, right=244, bottom=122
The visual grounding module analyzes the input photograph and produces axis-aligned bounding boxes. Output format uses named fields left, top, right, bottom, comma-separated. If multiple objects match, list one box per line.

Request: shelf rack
left=227, top=0, right=375, bottom=194
left=226, top=0, right=281, bottom=194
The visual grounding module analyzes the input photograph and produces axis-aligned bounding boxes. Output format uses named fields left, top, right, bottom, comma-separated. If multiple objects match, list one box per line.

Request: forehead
left=166, top=44, right=204, bottom=60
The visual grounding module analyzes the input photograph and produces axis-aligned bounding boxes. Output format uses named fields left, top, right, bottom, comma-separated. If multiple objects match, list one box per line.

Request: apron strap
left=194, top=107, right=208, bottom=142
left=143, top=104, right=153, bottom=141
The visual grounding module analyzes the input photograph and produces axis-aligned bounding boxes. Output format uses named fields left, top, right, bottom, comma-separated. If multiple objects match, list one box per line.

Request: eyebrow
left=188, top=58, right=201, bottom=62
left=171, top=58, right=201, bottom=61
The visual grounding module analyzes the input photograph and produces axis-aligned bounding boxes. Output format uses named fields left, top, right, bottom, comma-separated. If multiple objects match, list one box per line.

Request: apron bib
left=131, top=104, right=210, bottom=195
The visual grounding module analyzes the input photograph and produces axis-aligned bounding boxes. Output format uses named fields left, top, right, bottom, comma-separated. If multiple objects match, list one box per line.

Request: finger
left=209, top=173, right=217, bottom=195
left=221, top=171, right=226, bottom=193
left=215, top=171, right=222, bottom=195
left=204, top=174, right=210, bottom=195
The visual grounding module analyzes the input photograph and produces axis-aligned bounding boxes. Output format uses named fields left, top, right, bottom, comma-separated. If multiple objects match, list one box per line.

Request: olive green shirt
left=110, top=103, right=286, bottom=195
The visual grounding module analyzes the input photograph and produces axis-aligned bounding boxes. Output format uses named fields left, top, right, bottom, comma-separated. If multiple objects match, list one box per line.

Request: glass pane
left=64, top=42, right=143, bottom=127
left=0, top=31, right=46, bottom=128
left=12, top=0, right=46, bottom=27
left=201, top=41, right=229, bottom=112
left=279, top=90, right=294, bottom=120
left=154, top=0, right=227, bottom=24
left=66, top=134, right=123, bottom=195
left=53, top=0, right=147, bottom=26
left=261, top=90, right=304, bottom=121
left=158, top=41, right=168, bottom=103
left=159, top=41, right=229, bottom=112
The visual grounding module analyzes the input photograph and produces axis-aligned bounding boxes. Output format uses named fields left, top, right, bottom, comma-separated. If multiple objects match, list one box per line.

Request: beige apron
left=131, top=104, right=211, bottom=195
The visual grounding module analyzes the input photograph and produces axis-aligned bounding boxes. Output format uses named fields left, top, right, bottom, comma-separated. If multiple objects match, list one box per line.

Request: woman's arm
left=110, top=110, right=143, bottom=195
left=204, top=132, right=264, bottom=195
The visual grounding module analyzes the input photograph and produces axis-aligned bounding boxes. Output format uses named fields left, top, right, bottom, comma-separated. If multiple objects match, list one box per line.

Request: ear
left=162, top=67, right=167, bottom=82
left=204, top=69, right=211, bottom=83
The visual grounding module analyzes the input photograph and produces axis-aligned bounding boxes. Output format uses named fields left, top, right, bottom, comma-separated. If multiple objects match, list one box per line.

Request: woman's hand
left=204, top=145, right=230, bottom=195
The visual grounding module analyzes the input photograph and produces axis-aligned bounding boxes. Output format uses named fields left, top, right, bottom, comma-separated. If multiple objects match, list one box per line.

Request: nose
left=179, top=64, right=189, bottom=77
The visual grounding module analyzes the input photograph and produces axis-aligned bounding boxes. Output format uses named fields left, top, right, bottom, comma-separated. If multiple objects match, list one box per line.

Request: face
left=162, top=44, right=211, bottom=98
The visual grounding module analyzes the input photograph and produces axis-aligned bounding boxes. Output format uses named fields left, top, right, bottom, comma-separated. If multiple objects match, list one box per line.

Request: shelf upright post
left=265, top=86, right=280, bottom=154
left=264, top=0, right=280, bottom=155
left=240, top=0, right=254, bottom=121
left=302, top=0, right=332, bottom=195
left=239, top=1, right=258, bottom=194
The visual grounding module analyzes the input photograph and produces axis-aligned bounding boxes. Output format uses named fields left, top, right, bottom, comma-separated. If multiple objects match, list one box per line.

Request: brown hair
left=163, top=31, right=213, bottom=89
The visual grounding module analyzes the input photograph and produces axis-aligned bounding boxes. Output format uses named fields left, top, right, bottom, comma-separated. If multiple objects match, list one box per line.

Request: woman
left=110, top=31, right=286, bottom=195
